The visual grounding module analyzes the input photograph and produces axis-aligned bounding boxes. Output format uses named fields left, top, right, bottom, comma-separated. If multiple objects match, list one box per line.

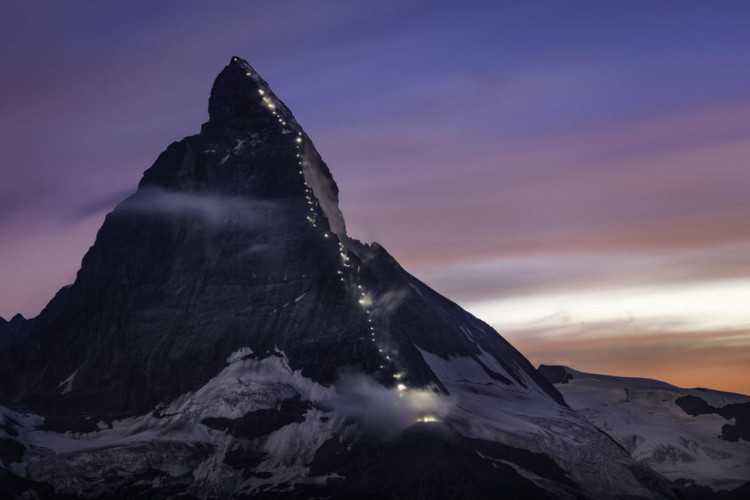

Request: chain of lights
left=245, top=64, right=408, bottom=394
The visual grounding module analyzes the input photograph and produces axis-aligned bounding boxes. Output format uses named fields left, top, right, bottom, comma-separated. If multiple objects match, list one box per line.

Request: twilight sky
left=2, top=1, right=749, bottom=393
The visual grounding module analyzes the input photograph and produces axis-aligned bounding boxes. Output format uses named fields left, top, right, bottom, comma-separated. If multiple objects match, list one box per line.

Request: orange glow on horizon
left=513, top=330, right=750, bottom=395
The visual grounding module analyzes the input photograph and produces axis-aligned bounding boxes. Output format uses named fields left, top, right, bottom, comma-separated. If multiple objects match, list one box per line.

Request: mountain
left=0, top=57, right=676, bottom=499
left=539, top=365, right=750, bottom=495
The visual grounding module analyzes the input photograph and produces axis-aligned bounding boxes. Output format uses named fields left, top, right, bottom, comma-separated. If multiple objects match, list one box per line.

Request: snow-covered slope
left=539, top=365, right=750, bottom=491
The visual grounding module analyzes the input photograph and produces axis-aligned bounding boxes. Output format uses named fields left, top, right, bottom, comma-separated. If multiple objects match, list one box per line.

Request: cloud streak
left=117, top=188, right=281, bottom=229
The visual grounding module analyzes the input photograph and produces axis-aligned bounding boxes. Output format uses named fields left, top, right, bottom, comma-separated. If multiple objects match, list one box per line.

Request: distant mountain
left=0, top=57, right=676, bottom=499
left=539, top=365, right=750, bottom=495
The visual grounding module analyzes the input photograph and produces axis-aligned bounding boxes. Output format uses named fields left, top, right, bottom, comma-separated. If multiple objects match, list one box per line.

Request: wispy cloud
left=415, top=243, right=750, bottom=303
left=117, top=188, right=282, bottom=228
left=323, top=371, right=450, bottom=441
left=465, top=278, right=750, bottom=339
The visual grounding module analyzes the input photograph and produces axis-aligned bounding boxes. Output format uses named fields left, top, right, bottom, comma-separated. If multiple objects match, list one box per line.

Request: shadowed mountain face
left=0, top=57, right=560, bottom=419
left=0, top=58, right=674, bottom=499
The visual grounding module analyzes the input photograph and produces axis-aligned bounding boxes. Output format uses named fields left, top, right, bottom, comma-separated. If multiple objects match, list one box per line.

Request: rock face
left=0, top=57, right=676, bottom=499
left=539, top=365, right=750, bottom=492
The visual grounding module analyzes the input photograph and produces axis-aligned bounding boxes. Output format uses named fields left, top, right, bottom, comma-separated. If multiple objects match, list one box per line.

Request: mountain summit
left=0, top=57, right=674, bottom=499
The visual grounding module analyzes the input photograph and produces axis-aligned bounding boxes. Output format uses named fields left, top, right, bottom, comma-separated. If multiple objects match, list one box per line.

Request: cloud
left=70, top=188, right=136, bottom=220
left=415, top=243, right=750, bottom=304
left=372, top=288, right=410, bottom=315
left=465, top=277, right=750, bottom=340
left=323, top=371, right=451, bottom=441
left=117, top=187, right=282, bottom=229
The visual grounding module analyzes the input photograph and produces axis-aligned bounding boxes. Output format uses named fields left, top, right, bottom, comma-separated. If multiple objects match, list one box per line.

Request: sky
left=1, top=1, right=749, bottom=394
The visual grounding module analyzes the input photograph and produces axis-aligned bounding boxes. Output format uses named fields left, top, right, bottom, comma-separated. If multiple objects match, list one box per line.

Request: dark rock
left=0, top=437, right=25, bottom=466
left=0, top=415, right=19, bottom=437
left=675, top=395, right=715, bottom=416
left=223, top=447, right=266, bottom=472
left=676, top=395, right=750, bottom=442
left=308, top=423, right=562, bottom=500
left=202, top=396, right=311, bottom=438
left=538, top=364, right=574, bottom=385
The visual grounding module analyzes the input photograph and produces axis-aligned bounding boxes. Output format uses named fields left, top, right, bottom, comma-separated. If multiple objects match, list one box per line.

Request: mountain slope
left=0, top=57, right=674, bottom=499
left=539, top=365, right=750, bottom=492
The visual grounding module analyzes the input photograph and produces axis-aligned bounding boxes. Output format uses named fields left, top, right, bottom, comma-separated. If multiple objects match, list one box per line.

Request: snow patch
left=416, top=347, right=658, bottom=499
left=241, top=408, right=344, bottom=493
left=57, top=368, right=79, bottom=395
left=552, top=369, right=750, bottom=489
left=15, top=351, right=346, bottom=496
left=300, top=143, right=347, bottom=239
left=226, top=346, right=253, bottom=364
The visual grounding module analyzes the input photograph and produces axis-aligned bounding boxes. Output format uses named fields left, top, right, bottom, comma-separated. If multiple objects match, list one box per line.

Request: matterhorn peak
left=206, top=56, right=297, bottom=132
left=0, top=56, right=679, bottom=500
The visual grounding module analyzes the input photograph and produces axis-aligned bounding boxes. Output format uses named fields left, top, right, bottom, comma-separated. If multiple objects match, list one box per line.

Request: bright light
left=397, top=383, right=407, bottom=392
left=358, top=294, right=373, bottom=307
left=296, top=137, right=302, bottom=143
left=258, top=89, right=264, bottom=95
left=416, top=415, right=439, bottom=423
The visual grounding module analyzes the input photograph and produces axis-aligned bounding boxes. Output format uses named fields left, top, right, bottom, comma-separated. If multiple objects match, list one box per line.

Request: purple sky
left=2, top=1, right=750, bottom=392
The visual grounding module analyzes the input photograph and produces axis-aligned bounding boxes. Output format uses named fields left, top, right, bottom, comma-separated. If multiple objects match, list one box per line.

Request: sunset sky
left=1, top=1, right=749, bottom=393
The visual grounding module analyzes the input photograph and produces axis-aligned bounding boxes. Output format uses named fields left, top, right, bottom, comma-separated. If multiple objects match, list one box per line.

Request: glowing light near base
left=416, top=415, right=439, bottom=423
left=358, top=294, right=373, bottom=307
